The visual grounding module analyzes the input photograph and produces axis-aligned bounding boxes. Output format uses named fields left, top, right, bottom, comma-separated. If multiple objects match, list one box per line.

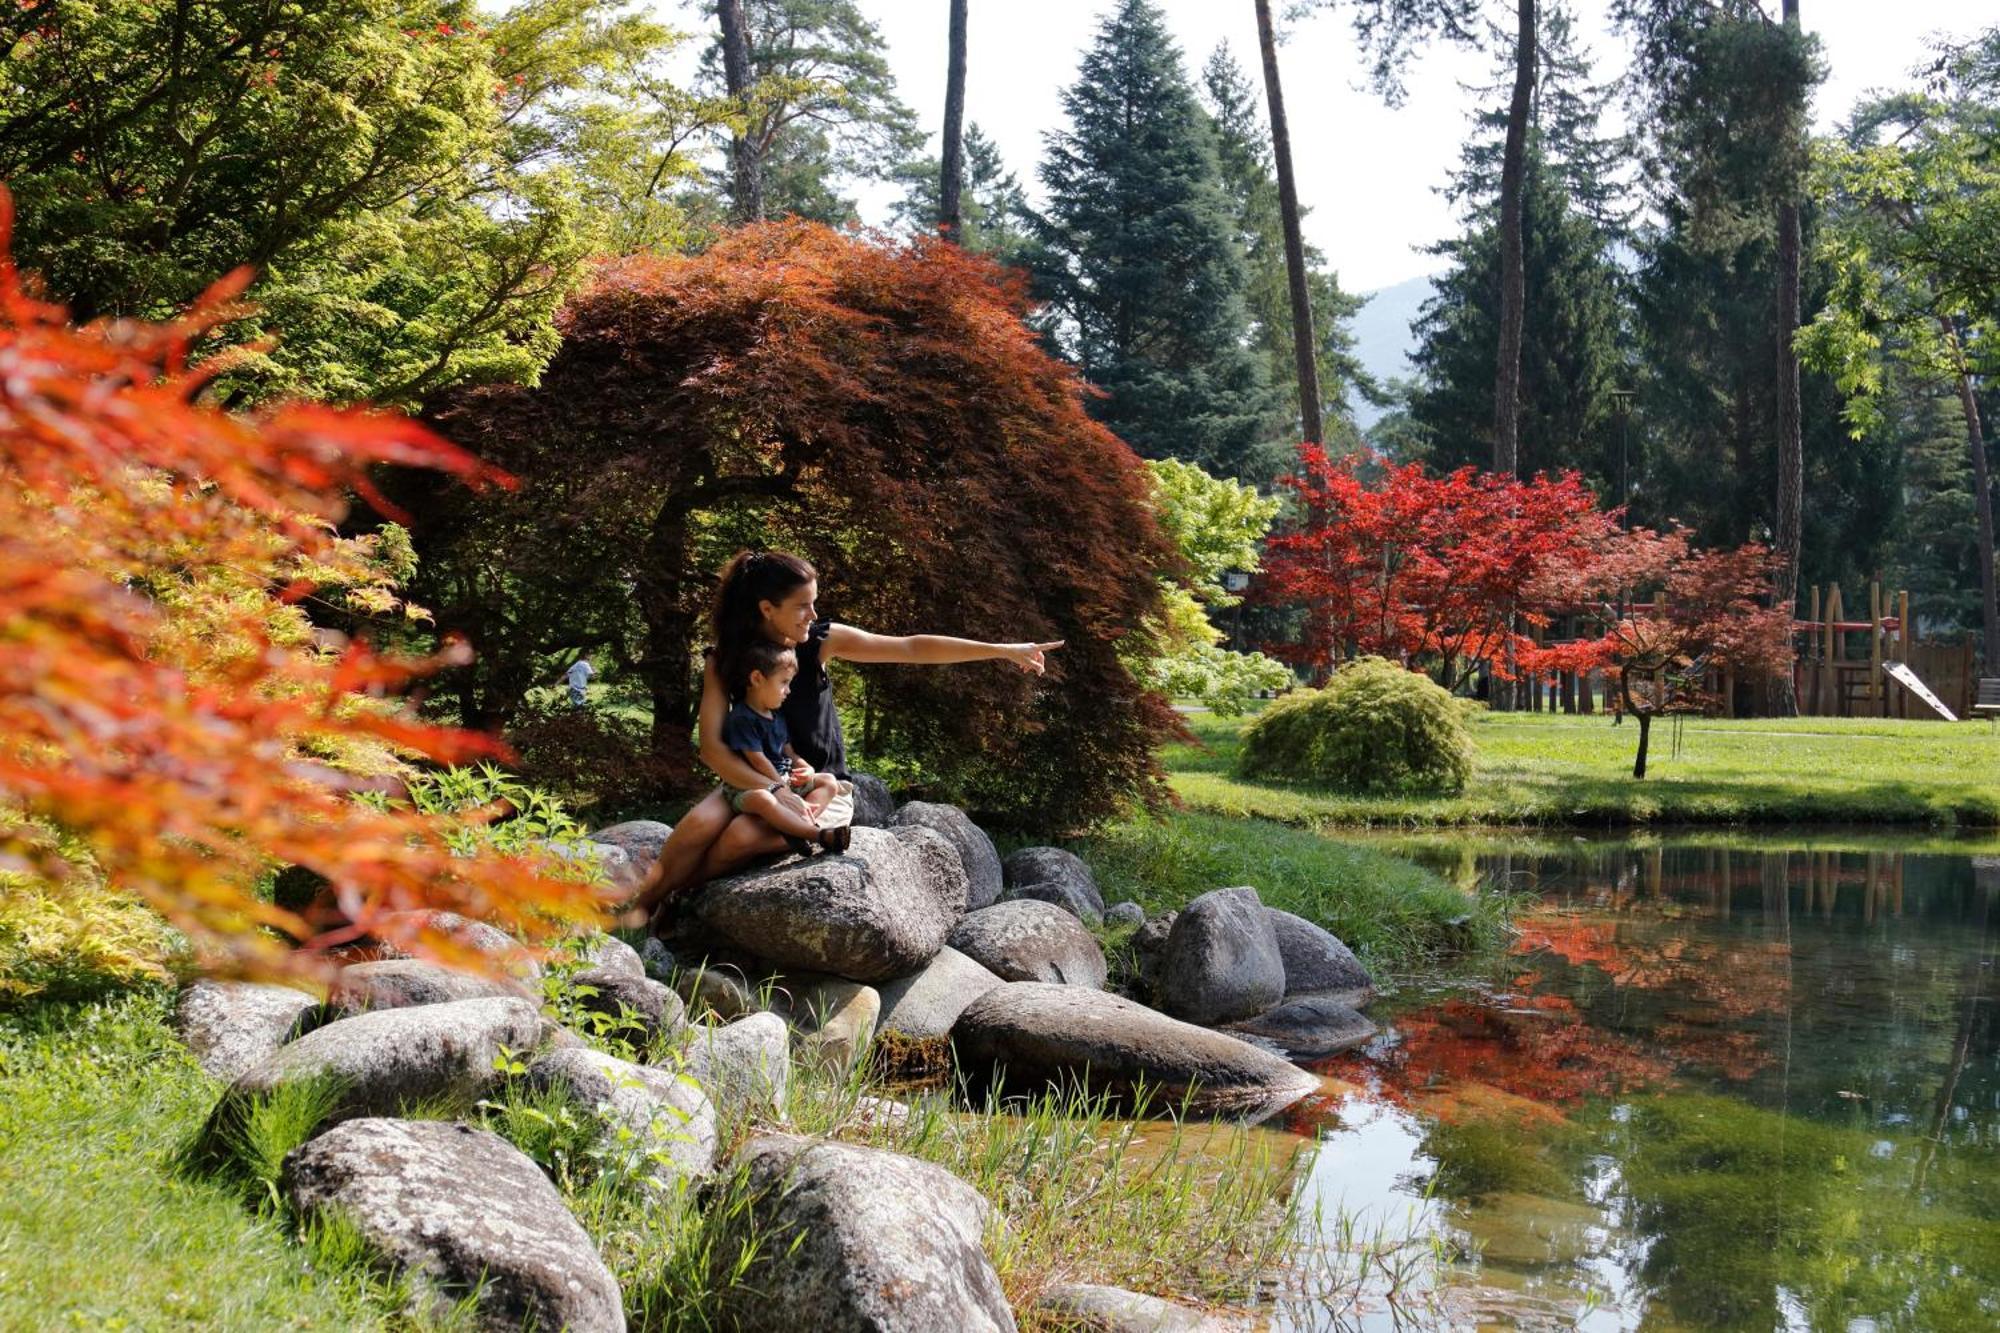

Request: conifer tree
left=1031, top=0, right=1276, bottom=480
left=890, top=125, right=1032, bottom=264
left=1201, top=44, right=1373, bottom=470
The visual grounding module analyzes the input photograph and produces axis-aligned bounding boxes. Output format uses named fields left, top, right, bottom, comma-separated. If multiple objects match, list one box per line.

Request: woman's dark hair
left=728, top=640, right=796, bottom=700
left=711, top=550, right=816, bottom=695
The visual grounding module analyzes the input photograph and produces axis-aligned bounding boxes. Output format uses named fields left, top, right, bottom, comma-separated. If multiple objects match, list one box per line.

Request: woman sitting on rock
left=632, top=550, right=1059, bottom=924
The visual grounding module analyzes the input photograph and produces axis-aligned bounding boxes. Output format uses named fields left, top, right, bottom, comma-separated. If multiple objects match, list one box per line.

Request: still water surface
left=1275, top=834, right=1999, bottom=1332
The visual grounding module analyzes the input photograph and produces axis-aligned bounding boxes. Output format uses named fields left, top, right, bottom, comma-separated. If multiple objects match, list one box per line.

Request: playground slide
left=1883, top=660, right=1959, bottom=721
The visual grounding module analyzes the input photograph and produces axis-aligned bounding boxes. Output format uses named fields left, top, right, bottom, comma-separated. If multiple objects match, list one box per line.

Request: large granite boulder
left=574, top=932, right=647, bottom=982
left=716, top=1134, right=1013, bottom=1333
left=285, top=1118, right=624, bottom=1332
left=875, top=947, right=1006, bottom=1041
left=1000, top=847, right=1105, bottom=925
left=327, top=959, right=527, bottom=1017
left=888, top=802, right=1002, bottom=911
left=229, top=997, right=547, bottom=1120
left=848, top=773, right=896, bottom=828
left=1158, top=889, right=1284, bottom=1026
left=683, top=1012, right=791, bottom=1115
left=1037, top=1283, right=1250, bottom=1331
left=590, top=819, right=674, bottom=874
left=948, top=901, right=1107, bottom=988
left=371, top=910, right=541, bottom=980
left=1223, top=996, right=1377, bottom=1060
left=689, top=826, right=966, bottom=982
left=952, top=983, right=1319, bottom=1119
left=175, top=981, right=320, bottom=1082
left=1267, top=909, right=1375, bottom=1006
left=528, top=1046, right=717, bottom=1192
left=564, top=968, right=686, bottom=1046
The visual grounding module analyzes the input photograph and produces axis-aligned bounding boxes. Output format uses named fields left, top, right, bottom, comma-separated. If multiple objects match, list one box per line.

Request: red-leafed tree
left=410, top=221, right=1177, bottom=827
left=1523, top=526, right=1792, bottom=777
left=0, top=194, right=604, bottom=984
left=1258, top=445, right=1613, bottom=690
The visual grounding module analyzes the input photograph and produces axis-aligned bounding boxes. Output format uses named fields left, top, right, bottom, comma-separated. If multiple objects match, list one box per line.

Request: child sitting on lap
left=720, top=639, right=852, bottom=855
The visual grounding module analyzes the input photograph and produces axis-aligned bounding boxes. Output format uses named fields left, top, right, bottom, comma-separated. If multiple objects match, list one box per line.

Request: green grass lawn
left=1169, top=708, right=2000, bottom=831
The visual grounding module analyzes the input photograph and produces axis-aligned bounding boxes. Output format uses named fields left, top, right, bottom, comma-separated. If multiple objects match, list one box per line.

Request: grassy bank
left=1065, top=811, right=1505, bottom=970
left=1170, top=709, right=2000, bottom=831
left=0, top=983, right=1329, bottom=1330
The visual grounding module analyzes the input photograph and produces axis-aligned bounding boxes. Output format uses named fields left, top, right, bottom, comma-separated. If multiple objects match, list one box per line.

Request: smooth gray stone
left=1267, top=909, right=1375, bottom=1005
left=285, top=1118, right=624, bottom=1332
left=590, top=819, right=674, bottom=874
left=1130, top=910, right=1177, bottom=1001
left=1224, top=995, right=1378, bottom=1060
left=888, top=801, right=1003, bottom=911
left=328, top=959, right=527, bottom=1017
left=639, top=936, right=677, bottom=983
left=1106, top=901, right=1147, bottom=930
left=848, top=773, right=896, bottom=827
left=948, top=900, right=1107, bottom=988
left=690, top=826, right=966, bottom=982
left=952, top=982, right=1319, bottom=1120
left=875, top=946, right=1006, bottom=1040
left=772, top=975, right=881, bottom=1072
left=527, top=1045, right=717, bottom=1192
left=574, top=931, right=647, bottom=982
left=175, top=980, right=320, bottom=1083
left=683, top=1012, right=791, bottom=1115
left=372, top=909, right=541, bottom=980
left=1001, top=846, right=1105, bottom=922
left=229, top=997, right=547, bottom=1120
left=1005, top=878, right=1104, bottom=927
left=566, top=967, right=686, bottom=1044
left=1159, top=888, right=1284, bottom=1026
left=716, top=1133, right=1014, bottom=1333
left=1038, top=1282, right=1251, bottom=1331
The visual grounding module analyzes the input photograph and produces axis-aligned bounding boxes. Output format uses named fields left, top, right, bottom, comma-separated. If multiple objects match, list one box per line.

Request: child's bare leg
left=737, top=789, right=822, bottom=840
left=800, top=773, right=839, bottom=819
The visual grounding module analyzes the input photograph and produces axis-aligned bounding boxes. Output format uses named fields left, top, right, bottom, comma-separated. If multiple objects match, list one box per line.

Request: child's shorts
left=726, top=784, right=777, bottom=815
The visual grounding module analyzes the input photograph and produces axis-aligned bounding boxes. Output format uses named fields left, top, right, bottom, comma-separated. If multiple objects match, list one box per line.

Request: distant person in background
left=561, top=656, right=595, bottom=708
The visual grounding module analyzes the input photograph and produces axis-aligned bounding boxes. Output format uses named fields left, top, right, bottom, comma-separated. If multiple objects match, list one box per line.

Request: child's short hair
left=729, top=639, right=796, bottom=698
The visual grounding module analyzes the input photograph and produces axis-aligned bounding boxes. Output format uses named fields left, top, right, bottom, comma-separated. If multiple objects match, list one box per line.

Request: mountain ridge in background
left=1345, top=271, right=1435, bottom=431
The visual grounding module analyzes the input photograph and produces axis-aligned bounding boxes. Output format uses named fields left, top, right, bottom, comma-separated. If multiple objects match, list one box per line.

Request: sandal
left=818, top=824, right=852, bottom=854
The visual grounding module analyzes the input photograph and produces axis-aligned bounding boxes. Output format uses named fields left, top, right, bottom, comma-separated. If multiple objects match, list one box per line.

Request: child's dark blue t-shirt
left=720, top=702, right=790, bottom=777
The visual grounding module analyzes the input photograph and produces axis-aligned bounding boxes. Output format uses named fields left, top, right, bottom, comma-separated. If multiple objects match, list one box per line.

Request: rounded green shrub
left=1236, top=657, right=1475, bottom=795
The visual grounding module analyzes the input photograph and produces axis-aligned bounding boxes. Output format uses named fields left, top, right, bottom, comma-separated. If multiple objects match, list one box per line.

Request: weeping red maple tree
left=418, top=222, right=1178, bottom=827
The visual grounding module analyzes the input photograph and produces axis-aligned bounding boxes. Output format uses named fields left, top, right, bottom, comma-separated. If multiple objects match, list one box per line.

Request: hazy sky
left=665, top=1, right=1994, bottom=292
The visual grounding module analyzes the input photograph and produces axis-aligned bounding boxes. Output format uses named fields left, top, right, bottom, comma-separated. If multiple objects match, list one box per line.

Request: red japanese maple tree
left=1259, top=445, right=1614, bottom=690
left=1522, top=526, right=1792, bottom=777
left=0, top=194, right=604, bottom=982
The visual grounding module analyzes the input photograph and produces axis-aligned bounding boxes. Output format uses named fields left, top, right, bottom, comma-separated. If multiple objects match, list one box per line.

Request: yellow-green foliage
left=0, top=825, right=184, bottom=1004
left=1238, top=658, right=1475, bottom=796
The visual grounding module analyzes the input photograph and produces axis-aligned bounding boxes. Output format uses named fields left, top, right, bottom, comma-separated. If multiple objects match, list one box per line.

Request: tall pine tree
left=1031, top=0, right=1276, bottom=480
left=1406, top=8, right=1626, bottom=486
left=1202, top=44, right=1374, bottom=473
left=890, top=124, right=1033, bottom=265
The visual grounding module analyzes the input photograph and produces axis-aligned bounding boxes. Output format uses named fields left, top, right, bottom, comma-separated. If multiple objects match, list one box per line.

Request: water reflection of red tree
left=1323, top=998, right=1676, bottom=1122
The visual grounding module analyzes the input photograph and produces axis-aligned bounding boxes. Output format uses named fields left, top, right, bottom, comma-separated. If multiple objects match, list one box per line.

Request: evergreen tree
left=890, top=125, right=1033, bottom=264
left=1201, top=44, right=1374, bottom=468
left=1405, top=8, right=1625, bottom=485
left=700, top=0, right=922, bottom=225
left=1031, top=0, right=1276, bottom=480
left=1883, top=377, right=1983, bottom=635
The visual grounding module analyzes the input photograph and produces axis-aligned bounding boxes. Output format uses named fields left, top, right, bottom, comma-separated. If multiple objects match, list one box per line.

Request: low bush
left=503, top=701, right=680, bottom=814
left=1237, top=658, right=1475, bottom=796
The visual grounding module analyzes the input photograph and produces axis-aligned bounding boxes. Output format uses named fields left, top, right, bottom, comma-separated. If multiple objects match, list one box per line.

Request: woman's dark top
left=780, top=620, right=848, bottom=779
left=719, top=702, right=791, bottom=777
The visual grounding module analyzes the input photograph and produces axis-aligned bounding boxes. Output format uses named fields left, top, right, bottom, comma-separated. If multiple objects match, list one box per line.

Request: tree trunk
left=1944, top=318, right=2000, bottom=675
left=940, top=0, right=968, bottom=240
left=1253, top=0, right=1323, bottom=444
left=635, top=502, right=701, bottom=792
left=1492, top=0, right=1535, bottom=477
left=1633, top=711, right=1652, bottom=778
left=718, top=0, right=762, bottom=224
left=1770, top=0, right=1804, bottom=715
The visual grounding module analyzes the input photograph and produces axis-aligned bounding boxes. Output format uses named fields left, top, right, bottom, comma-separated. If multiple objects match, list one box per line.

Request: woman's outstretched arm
left=822, top=625, right=1064, bottom=674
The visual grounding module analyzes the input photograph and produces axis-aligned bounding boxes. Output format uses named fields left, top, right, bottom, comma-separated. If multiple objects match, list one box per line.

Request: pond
left=1272, top=832, right=2000, bottom=1332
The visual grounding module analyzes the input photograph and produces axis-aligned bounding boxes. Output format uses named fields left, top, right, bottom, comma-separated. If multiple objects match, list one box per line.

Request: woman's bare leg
left=692, top=813, right=791, bottom=883
left=632, top=788, right=733, bottom=914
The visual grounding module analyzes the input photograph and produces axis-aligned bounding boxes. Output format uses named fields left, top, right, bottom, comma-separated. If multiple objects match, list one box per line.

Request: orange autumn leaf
left=0, top=189, right=604, bottom=984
